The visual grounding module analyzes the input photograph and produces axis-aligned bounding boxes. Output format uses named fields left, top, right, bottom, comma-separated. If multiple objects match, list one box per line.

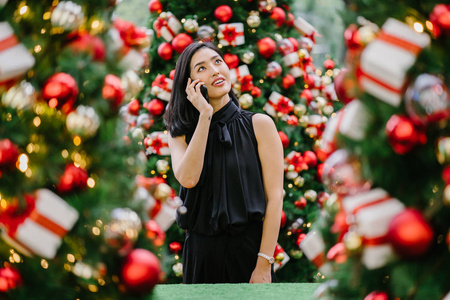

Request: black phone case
left=200, top=85, right=209, bottom=102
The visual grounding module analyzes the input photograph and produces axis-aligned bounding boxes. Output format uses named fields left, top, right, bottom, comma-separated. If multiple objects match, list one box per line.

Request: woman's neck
left=210, top=94, right=231, bottom=113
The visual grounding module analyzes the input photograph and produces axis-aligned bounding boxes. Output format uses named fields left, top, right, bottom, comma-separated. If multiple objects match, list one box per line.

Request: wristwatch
left=257, top=252, right=275, bottom=264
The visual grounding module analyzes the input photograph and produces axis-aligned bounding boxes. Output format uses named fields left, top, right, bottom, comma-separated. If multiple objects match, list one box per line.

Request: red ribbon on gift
left=152, top=74, right=169, bottom=91
left=150, top=135, right=169, bottom=155
left=311, top=252, right=325, bottom=268
left=0, top=35, right=19, bottom=52
left=240, top=75, right=254, bottom=92
left=154, top=15, right=176, bottom=39
left=114, top=19, right=147, bottom=47
left=363, top=235, right=389, bottom=246
left=351, top=195, right=392, bottom=215
left=221, top=25, right=244, bottom=47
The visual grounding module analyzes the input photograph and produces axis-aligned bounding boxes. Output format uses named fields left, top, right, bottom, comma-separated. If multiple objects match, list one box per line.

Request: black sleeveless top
left=177, top=100, right=266, bottom=236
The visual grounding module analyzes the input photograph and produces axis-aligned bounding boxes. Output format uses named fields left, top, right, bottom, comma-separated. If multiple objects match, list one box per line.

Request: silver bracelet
left=257, top=252, right=275, bottom=264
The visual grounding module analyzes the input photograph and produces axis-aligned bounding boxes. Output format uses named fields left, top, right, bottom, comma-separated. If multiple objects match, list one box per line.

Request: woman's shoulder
left=251, top=112, right=275, bottom=127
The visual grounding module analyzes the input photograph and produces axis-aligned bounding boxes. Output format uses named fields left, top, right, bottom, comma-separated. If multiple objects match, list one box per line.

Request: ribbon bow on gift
left=221, top=25, right=244, bottom=47
left=152, top=74, right=169, bottom=90
left=153, top=16, right=175, bottom=38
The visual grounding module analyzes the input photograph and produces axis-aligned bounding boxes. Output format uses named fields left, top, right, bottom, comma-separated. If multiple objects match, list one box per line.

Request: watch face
left=269, top=257, right=275, bottom=264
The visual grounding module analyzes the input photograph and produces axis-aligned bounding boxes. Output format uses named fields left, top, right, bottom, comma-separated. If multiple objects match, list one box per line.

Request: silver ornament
left=258, top=0, right=277, bottom=13
left=197, top=25, right=215, bottom=42
left=51, top=1, right=84, bottom=31
left=156, top=159, right=169, bottom=174
left=104, top=208, right=142, bottom=256
left=246, top=11, right=261, bottom=28
left=1, top=81, right=36, bottom=110
left=66, top=105, right=100, bottom=138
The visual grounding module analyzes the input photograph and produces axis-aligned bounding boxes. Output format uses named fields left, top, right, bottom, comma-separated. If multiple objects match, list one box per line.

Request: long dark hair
left=164, top=42, right=239, bottom=138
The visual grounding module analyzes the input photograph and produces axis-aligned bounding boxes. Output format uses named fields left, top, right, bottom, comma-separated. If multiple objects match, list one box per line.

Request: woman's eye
left=215, top=59, right=222, bottom=64
left=198, top=66, right=205, bottom=71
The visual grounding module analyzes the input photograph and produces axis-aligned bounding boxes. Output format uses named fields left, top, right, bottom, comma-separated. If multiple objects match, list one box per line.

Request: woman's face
left=189, top=47, right=231, bottom=100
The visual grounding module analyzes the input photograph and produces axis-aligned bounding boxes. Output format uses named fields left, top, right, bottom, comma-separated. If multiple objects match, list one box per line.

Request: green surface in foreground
left=151, top=283, right=321, bottom=300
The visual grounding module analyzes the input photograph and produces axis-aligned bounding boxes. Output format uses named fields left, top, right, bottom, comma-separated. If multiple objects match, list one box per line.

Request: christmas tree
left=0, top=1, right=164, bottom=298
left=129, top=0, right=344, bottom=283
left=300, top=1, right=450, bottom=299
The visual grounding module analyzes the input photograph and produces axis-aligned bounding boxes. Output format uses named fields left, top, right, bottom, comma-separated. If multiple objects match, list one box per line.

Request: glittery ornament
left=183, top=19, right=199, bottom=33
left=197, top=25, right=215, bottom=42
left=304, top=189, right=317, bottom=202
left=156, top=159, right=169, bottom=174
left=154, top=183, right=172, bottom=201
left=104, top=208, right=142, bottom=256
left=247, top=11, right=261, bottom=28
left=258, top=0, right=277, bottom=13
left=136, top=113, right=153, bottom=130
left=437, top=137, right=450, bottom=164
left=1, top=81, right=36, bottom=110
left=51, top=1, right=84, bottom=31
left=343, top=230, right=362, bottom=253
left=266, top=61, right=282, bottom=79
left=121, top=70, right=144, bottom=101
left=241, top=51, right=255, bottom=64
left=239, top=93, right=253, bottom=109
left=405, top=74, right=450, bottom=125
left=172, top=262, right=183, bottom=277
left=66, top=105, right=100, bottom=138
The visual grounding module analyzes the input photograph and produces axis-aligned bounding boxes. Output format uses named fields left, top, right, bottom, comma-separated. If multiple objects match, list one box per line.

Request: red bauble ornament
left=224, top=53, right=239, bottom=69
left=128, top=99, right=141, bottom=116
left=296, top=233, right=307, bottom=247
left=169, top=242, right=182, bottom=253
left=300, top=89, right=313, bottom=104
left=303, top=150, right=317, bottom=167
left=270, top=7, right=286, bottom=27
left=57, top=163, right=88, bottom=193
left=0, top=266, right=22, bottom=292
left=214, top=5, right=233, bottom=23
left=344, top=24, right=362, bottom=49
left=334, top=69, right=355, bottom=104
left=102, top=74, right=124, bottom=107
left=158, top=42, right=173, bottom=60
left=304, top=73, right=316, bottom=87
left=148, top=0, right=162, bottom=14
left=286, top=115, right=298, bottom=126
left=257, top=37, right=276, bottom=59
left=282, top=74, right=296, bottom=89
left=288, top=37, right=298, bottom=51
left=251, top=86, right=261, bottom=98
left=121, top=248, right=161, bottom=294
left=169, top=69, right=176, bottom=80
left=294, top=197, right=307, bottom=209
left=443, top=165, right=450, bottom=184
left=316, top=163, right=324, bottom=181
left=172, top=33, right=193, bottom=54
left=387, top=209, right=434, bottom=258
left=385, top=115, right=427, bottom=155
left=430, top=4, right=450, bottom=37
left=285, top=13, right=295, bottom=27
left=323, top=59, right=335, bottom=70
left=364, top=291, right=389, bottom=300
left=278, top=131, right=289, bottom=148
left=280, top=210, right=287, bottom=228
left=0, top=139, right=19, bottom=169
left=145, top=220, right=166, bottom=247
left=42, top=73, right=79, bottom=114
left=146, top=99, right=165, bottom=116
left=67, top=32, right=106, bottom=61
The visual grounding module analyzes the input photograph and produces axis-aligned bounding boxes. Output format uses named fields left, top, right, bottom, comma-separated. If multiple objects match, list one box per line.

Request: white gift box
left=273, top=243, right=290, bottom=272
left=145, top=131, right=171, bottom=156
left=118, top=48, right=144, bottom=71
left=294, top=17, right=317, bottom=37
left=152, top=75, right=173, bottom=101
left=0, top=22, right=35, bottom=84
left=1, top=189, right=79, bottom=259
left=299, top=230, right=331, bottom=275
left=359, top=18, right=430, bottom=107
left=153, top=202, right=177, bottom=231
left=230, top=65, right=250, bottom=84
left=218, top=23, right=245, bottom=47
left=153, top=12, right=181, bottom=42
left=283, top=52, right=303, bottom=78
left=342, top=188, right=405, bottom=269
left=338, top=99, right=369, bottom=141
left=264, top=91, right=294, bottom=117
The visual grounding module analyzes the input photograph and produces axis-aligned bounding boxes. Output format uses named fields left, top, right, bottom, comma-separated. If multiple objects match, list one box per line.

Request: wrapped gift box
left=152, top=201, right=177, bottom=231
left=218, top=23, right=245, bottom=47
left=145, top=131, right=171, bottom=156
left=282, top=52, right=303, bottom=78
left=273, top=243, right=290, bottom=272
left=342, top=188, right=405, bottom=269
left=264, top=91, right=294, bottom=117
left=153, top=12, right=181, bottom=42
left=230, top=65, right=250, bottom=84
left=299, top=230, right=331, bottom=275
left=294, top=17, right=317, bottom=37
left=0, top=22, right=35, bottom=85
left=359, top=18, right=431, bottom=107
left=151, top=74, right=173, bottom=101
left=0, top=189, right=79, bottom=259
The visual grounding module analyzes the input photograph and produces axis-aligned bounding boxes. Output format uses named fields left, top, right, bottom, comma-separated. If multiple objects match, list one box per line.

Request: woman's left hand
left=249, top=260, right=272, bottom=283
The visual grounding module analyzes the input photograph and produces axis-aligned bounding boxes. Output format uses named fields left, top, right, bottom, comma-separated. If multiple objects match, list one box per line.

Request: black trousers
left=182, top=220, right=276, bottom=284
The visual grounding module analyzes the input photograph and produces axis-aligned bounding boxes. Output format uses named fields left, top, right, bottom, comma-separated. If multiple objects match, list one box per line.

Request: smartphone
left=200, top=85, right=209, bottom=102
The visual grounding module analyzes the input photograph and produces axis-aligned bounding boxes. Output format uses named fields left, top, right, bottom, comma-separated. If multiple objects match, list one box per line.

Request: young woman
left=164, top=42, right=283, bottom=284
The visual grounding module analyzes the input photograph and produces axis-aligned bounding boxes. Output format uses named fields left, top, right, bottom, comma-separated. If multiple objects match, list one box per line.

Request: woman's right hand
left=186, top=78, right=213, bottom=115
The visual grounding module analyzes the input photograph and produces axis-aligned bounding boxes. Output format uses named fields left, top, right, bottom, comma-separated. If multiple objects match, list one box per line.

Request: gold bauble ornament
left=159, top=12, right=167, bottom=19
left=294, top=104, right=307, bottom=116
left=289, top=249, right=303, bottom=259
left=258, top=0, right=277, bottom=13
left=358, top=25, right=376, bottom=45
left=51, top=1, right=84, bottom=31
left=343, top=230, right=362, bottom=253
left=247, top=11, right=261, bottom=28
left=183, top=19, right=199, bottom=33
left=121, top=70, right=144, bottom=101
left=241, top=51, right=255, bottom=64
left=239, top=93, right=253, bottom=109
left=104, top=208, right=142, bottom=255
left=66, top=105, right=100, bottom=138
left=294, top=176, right=305, bottom=187
left=298, top=49, right=309, bottom=60
left=304, top=189, right=317, bottom=201
left=275, top=252, right=285, bottom=262
left=322, top=105, right=334, bottom=116
left=156, top=159, right=170, bottom=174
left=154, top=183, right=172, bottom=201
